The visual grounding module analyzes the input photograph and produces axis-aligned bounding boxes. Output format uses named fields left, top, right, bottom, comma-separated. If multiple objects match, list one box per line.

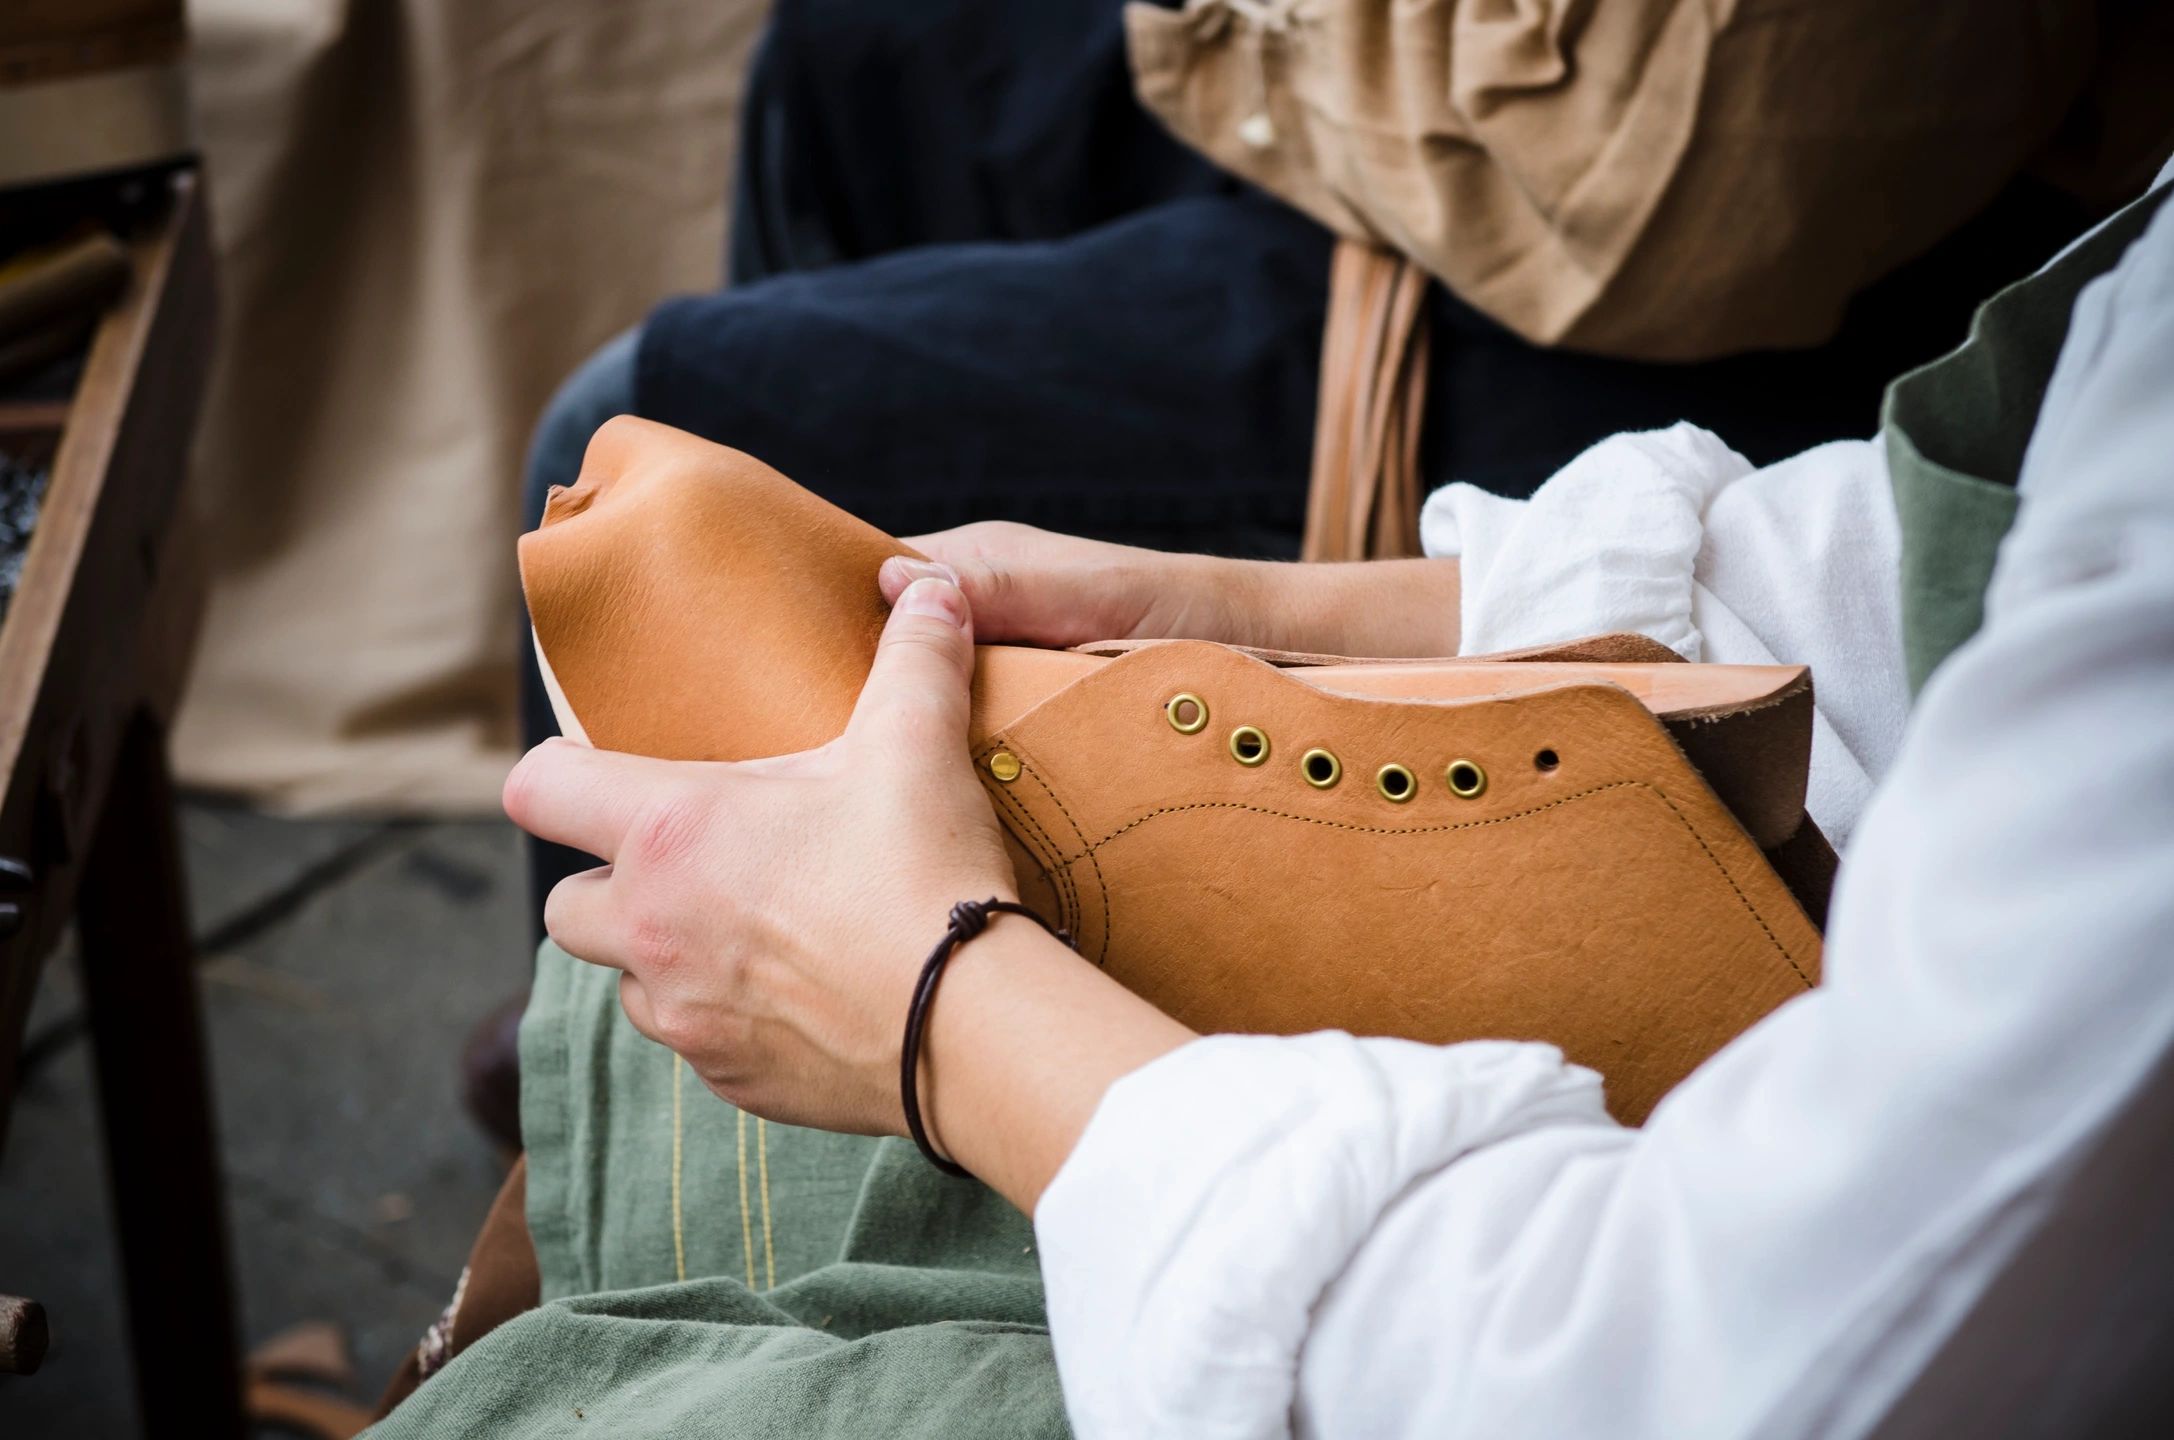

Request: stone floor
left=0, top=802, right=532, bottom=1436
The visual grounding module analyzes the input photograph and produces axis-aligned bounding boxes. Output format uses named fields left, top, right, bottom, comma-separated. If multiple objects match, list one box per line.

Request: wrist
left=915, top=915, right=1193, bottom=1212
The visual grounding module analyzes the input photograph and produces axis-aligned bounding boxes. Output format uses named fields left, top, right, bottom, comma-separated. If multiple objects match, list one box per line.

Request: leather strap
left=1303, top=238, right=1431, bottom=562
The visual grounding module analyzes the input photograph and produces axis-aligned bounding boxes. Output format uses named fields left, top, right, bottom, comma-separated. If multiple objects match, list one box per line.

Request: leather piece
left=975, top=642, right=1818, bottom=1123
left=522, top=418, right=919, bottom=764
left=526, top=422, right=1815, bottom=846
left=374, top=1158, right=538, bottom=1417
left=1304, top=238, right=1429, bottom=561
left=521, top=420, right=1824, bottom=1123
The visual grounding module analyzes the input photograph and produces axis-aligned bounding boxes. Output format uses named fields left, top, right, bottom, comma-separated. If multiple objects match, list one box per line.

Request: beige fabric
left=1126, top=0, right=2097, bottom=361
left=172, top=0, right=762, bottom=812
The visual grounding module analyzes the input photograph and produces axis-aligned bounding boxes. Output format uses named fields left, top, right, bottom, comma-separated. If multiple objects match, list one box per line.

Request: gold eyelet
left=1165, top=692, right=1209, bottom=734
left=1228, top=725, right=1270, bottom=766
left=987, top=750, right=1022, bottom=783
left=1445, top=758, right=1487, bottom=799
left=1375, top=763, right=1417, bottom=803
left=1301, top=747, right=1342, bottom=789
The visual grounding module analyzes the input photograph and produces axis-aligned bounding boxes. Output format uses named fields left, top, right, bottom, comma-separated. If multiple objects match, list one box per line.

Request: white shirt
left=1033, top=174, right=2174, bottom=1438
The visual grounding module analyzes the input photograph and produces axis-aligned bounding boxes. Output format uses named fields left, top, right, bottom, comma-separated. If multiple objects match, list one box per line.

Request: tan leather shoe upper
left=522, top=418, right=1822, bottom=1122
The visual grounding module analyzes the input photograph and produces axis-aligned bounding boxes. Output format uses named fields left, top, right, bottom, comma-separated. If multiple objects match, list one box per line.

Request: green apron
left=1885, top=182, right=2168, bottom=694
left=367, top=939, right=1067, bottom=1437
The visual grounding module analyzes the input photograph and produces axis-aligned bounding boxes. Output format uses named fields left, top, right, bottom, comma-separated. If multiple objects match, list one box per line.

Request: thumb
left=883, top=551, right=1059, bottom=646
left=846, top=576, right=977, bottom=758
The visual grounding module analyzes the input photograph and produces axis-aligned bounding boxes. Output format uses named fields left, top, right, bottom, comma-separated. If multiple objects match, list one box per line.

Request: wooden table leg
left=75, top=707, right=245, bottom=1439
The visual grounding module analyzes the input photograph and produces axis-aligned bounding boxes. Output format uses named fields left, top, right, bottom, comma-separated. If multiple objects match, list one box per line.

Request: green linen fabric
left=368, top=942, right=1067, bottom=1438
left=1882, top=183, right=2169, bottom=695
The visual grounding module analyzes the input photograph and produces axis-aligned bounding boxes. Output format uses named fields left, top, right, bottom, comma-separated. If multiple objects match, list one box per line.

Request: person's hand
left=505, top=572, right=1193, bottom=1208
left=888, top=521, right=1463, bottom=658
left=504, top=576, right=1017, bottom=1137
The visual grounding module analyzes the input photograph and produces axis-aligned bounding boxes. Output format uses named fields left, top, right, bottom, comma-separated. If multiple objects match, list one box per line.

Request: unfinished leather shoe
left=521, top=418, right=1823, bottom=1123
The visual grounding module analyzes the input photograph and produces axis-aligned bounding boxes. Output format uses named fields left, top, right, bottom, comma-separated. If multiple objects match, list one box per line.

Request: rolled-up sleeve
left=1420, top=422, right=1906, bottom=846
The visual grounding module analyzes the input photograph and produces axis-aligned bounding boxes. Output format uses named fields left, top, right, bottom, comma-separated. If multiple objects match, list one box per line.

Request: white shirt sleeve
left=1037, top=181, right=2174, bottom=1440
left=1418, top=425, right=1908, bottom=849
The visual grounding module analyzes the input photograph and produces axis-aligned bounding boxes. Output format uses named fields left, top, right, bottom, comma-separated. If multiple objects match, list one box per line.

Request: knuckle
left=627, top=793, right=709, bottom=873
left=649, top=1000, right=698, bottom=1054
left=625, top=911, right=688, bottom=979
left=886, top=625, right=961, bottom=663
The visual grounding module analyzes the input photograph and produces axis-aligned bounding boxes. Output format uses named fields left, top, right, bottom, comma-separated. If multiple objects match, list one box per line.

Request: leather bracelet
left=902, top=897, right=1074, bottom=1178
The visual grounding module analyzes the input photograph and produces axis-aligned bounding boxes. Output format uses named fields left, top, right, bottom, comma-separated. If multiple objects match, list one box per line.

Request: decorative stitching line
left=735, top=1108, right=755, bottom=1289
left=1057, top=780, right=1813, bottom=989
left=978, top=737, right=1085, bottom=931
left=1019, top=761, right=1112, bottom=965
left=976, top=742, right=1069, bottom=918
left=985, top=767, right=1079, bottom=931
left=757, top=1117, right=777, bottom=1291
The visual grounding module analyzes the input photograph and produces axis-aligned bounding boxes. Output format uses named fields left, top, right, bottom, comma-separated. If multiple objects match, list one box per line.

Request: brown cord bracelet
left=902, top=898, right=1073, bottom=1177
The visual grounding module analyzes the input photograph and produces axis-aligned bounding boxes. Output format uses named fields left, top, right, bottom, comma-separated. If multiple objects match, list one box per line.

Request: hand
left=505, top=576, right=1016, bottom=1137
left=890, top=521, right=1463, bottom=658
left=506, top=572, right=1192, bottom=1208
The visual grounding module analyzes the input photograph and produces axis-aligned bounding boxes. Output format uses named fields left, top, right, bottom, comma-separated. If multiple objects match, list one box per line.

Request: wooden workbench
left=0, top=171, right=243, bottom=1436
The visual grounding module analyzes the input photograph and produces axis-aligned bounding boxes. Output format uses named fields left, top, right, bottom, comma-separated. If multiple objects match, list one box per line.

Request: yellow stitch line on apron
left=757, top=1117, right=777, bottom=1290
left=670, top=1055, right=687, bottom=1283
left=736, top=1108, right=757, bottom=1289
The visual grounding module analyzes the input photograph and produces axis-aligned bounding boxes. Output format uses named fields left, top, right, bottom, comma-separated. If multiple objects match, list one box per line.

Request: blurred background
left=1, top=0, right=762, bottom=1432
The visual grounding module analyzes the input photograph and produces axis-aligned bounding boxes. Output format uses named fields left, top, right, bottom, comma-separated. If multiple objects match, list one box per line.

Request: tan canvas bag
left=1127, top=0, right=2093, bottom=361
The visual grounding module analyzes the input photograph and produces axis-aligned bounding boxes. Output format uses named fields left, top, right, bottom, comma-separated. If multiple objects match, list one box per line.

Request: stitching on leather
left=1018, top=762, right=1112, bottom=965
left=1056, top=781, right=1813, bottom=989
left=985, top=775, right=1076, bottom=931
left=977, top=740, right=1081, bottom=931
left=977, top=752, right=1073, bottom=923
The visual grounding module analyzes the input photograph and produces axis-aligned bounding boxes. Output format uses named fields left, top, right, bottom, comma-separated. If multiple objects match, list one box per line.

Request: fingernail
left=883, top=556, right=959, bottom=589
left=896, top=575, right=968, bottom=629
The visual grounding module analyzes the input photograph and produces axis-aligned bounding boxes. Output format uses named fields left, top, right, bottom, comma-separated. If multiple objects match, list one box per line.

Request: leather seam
left=1017, top=761, right=1111, bottom=966
left=1057, top=781, right=1812, bottom=989
left=985, top=778, right=1077, bottom=933
left=976, top=740, right=1083, bottom=933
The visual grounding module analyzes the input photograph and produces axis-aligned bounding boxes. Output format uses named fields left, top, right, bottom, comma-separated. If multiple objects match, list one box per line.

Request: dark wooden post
left=75, top=708, right=245, bottom=1437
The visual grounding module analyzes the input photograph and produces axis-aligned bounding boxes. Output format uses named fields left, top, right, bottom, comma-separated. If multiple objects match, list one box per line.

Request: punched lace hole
left=1375, top=763, right=1416, bottom=803
left=1445, top=759, right=1487, bottom=799
left=1166, top=693, right=1208, bottom=734
left=1534, top=748, right=1560, bottom=773
left=1301, top=748, right=1341, bottom=789
left=1228, top=725, right=1270, bottom=766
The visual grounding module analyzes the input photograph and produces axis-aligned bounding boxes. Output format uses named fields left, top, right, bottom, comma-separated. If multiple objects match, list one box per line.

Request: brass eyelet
left=1445, top=758, right=1487, bottom=799
left=1375, top=763, right=1417, bottom=803
left=987, top=750, right=1022, bottom=783
left=1301, top=747, right=1341, bottom=789
left=1228, top=725, right=1270, bottom=766
left=1165, top=692, right=1209, bottom=734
